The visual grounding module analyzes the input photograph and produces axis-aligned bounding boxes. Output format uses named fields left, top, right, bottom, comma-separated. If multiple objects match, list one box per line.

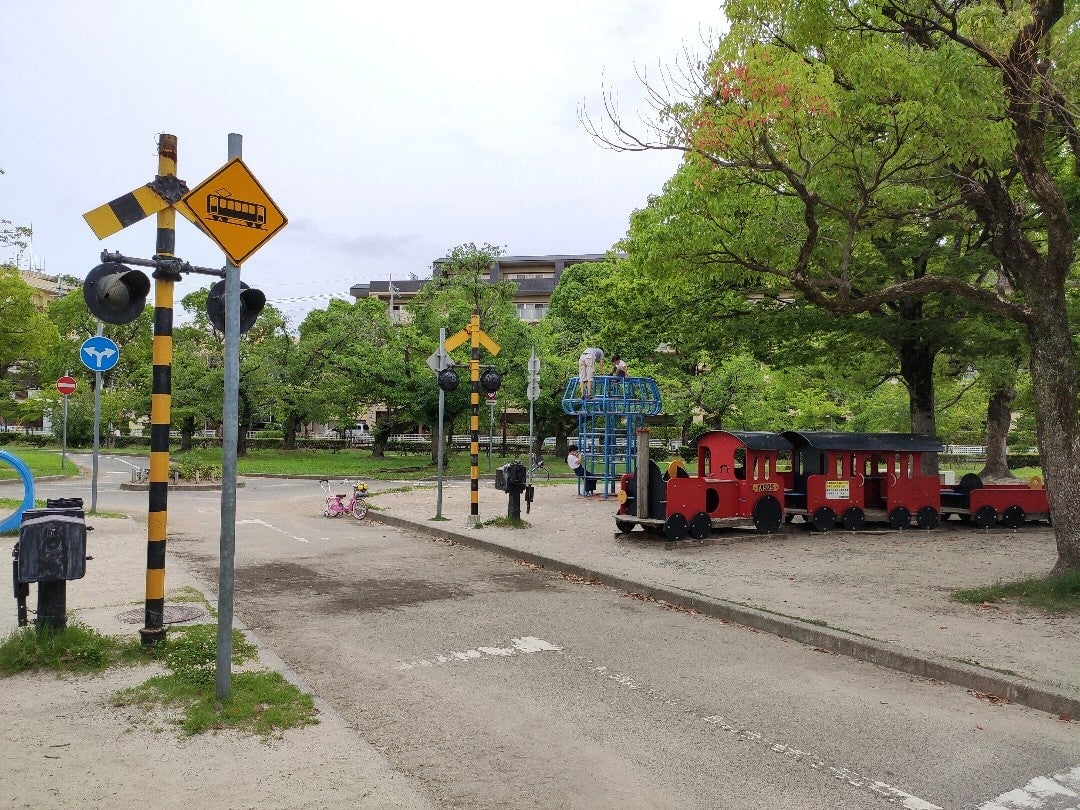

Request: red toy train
left=615, top=430, right=1050, bottom=541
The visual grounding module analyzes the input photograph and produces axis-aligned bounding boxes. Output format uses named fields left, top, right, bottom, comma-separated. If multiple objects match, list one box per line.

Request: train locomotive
left=614, top=429, right=1050, bottom=541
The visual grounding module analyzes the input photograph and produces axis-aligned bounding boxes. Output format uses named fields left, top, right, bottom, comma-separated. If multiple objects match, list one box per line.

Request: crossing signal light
left=437, top=366, right=460, bottom=393
left=480, top=367, right=502, bottom=393
left=206, top=280, right=266, bottom=334
left=83, top=262, right=150, bottom=324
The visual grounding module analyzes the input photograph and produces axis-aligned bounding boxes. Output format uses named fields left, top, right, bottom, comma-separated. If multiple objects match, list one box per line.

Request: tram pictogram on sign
left=177, top=158, right=287, bottom=265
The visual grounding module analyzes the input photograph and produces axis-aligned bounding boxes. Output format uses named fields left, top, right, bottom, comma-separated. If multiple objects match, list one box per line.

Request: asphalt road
left=25, top=455, right=1080, bottom=809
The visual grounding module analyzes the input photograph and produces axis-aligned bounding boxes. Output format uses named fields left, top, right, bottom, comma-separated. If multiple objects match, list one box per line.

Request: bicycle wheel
left=352, top=499, right=369, bottom=520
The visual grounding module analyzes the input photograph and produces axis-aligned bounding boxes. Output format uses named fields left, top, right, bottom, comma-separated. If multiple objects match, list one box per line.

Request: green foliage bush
left=0, top=432, right=50, bottom=447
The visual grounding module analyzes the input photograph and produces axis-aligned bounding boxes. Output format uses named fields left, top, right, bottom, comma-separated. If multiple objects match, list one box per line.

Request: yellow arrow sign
left=444, top=313, right=500, bottom=355
left=176, top=158, right=287, bottom=265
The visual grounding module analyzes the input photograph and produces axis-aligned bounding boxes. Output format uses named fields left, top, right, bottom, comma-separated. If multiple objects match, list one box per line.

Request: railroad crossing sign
left=444, top=313, right=500, bottom=356
left=79, top=336, right=121, bottom=373
left=56, top=376, right=77, bottom=396
left=427, top=345, right=450, bottom=374
left=176, top=158, right=287, bottom=265
left=83, top=175, right=193, bottom=239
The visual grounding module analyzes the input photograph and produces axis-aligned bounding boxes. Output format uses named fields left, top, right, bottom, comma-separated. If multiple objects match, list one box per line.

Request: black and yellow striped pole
left=142, top=133, right=182, bottom=645
left=469, top=346, right=481, bottom=518
left=444, top=312, right=500, bottom=524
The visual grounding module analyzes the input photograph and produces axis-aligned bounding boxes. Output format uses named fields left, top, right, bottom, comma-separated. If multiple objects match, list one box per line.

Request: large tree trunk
left=1027, top=304, right=1080, bottom=574
left=898, top=342, right=936, bottom=436
left=283, top=413, right=299, bottom=451
left=897, top=340, right=939, bottom=475
left=979, top=385, right=1016, bottom=482
left=179, top=415, right=195, bottom=453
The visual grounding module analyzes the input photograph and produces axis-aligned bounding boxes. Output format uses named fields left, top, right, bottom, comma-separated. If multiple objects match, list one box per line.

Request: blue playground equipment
left=0, top=450, right=36, bottom=533
left=561, top=375, right=662, bottom=497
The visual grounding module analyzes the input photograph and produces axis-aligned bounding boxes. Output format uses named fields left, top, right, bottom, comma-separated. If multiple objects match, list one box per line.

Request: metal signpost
left=56, top=375, right=76, bottom=470
left=527, top=349, right=540, bottom=482
left=428, top=329, right=450, bottom=519
left=178, top=134, right=287, bottom=700
left=80, top=330, right=120, bottom=512
left=487, top=391, right=496, bottom=472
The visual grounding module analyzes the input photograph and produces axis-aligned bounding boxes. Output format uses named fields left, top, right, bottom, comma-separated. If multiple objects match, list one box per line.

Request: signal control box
left=17, top=505, right=87, bottom=583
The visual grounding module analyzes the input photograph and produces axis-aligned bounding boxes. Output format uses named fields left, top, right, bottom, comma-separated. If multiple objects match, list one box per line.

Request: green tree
left=0, top=268, right=60, bottom=428
left=593, top=0, right=1080, bottom=573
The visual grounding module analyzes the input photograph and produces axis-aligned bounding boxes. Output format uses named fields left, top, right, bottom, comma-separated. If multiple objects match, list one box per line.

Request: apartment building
left=15, top=267, right=64, bottom=311
left=350, top=253, right=608, bottom=322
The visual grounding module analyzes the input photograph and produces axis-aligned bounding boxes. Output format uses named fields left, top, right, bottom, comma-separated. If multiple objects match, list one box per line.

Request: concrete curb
left=119, top=482, right=245, bottom=491
left=372, top=511, right=1080, bottom=720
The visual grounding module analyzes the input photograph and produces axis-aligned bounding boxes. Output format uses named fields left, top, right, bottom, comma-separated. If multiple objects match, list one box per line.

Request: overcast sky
left=1, top=2, right=722, bottom=327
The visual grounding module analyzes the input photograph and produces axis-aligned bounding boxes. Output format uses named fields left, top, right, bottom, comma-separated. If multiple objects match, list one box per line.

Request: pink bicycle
left=320, top=479, right=369, bottom=519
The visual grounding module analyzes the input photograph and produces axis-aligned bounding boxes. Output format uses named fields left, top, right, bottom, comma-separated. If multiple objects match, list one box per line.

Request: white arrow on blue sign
left=80, top=336, right=121, bottom=373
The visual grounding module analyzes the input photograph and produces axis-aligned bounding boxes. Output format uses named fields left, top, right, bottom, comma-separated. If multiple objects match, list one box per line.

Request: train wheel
left=972, top=505, right=998, bottom=529
left=916, top=506, right=939, bottom=530
left=840, top=507, right=865, bottom=531
left=810, top=506, right=836, bottom=532
left=665, top=513, right=689, bottom=541
left=752, top=496, right=783, bottom=534
left=1001, top=504, right=1025, bottom=529
left=689, top=511, right=711, bottom=540
left=888, top=506, right=911, bottom=530
left=615, top=517, right=635, bottom=534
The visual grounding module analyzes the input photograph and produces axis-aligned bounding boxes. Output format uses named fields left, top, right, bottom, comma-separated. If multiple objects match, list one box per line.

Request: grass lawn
left=0, top=446, right=81, bottom=480
left=172, top=447, right=552, bottom=479
left=953, top=570, right=1080, bottom=613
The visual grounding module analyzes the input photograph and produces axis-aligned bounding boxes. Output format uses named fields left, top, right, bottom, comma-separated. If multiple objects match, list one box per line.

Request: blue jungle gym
left=561, top=375, right=662, bottom=497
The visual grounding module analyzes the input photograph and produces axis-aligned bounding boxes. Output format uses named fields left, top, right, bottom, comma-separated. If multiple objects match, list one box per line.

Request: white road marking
left=565, top=652, right=942, bottom=810
left=397, top=636, right=560, bottom=670
left=978, top=766, right=1080, bottom=810
left=236, top=517, right=309, bottom=543
left=106, top=456, right=142, bottom=469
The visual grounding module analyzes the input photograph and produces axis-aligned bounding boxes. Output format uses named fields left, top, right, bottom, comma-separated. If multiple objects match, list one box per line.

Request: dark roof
left=434, top=253, right=610, bottom=267
left=719, top=430, right=794, bottom=451
left=781, top=431, right=944, bottom=452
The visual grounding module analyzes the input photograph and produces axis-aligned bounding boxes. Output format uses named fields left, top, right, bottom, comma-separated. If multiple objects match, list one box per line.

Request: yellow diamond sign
left=178, top=158, right=287, bottom=265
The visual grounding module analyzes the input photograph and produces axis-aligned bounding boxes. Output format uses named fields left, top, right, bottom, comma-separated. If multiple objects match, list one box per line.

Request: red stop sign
left=56, top=376, right=77, bottom=396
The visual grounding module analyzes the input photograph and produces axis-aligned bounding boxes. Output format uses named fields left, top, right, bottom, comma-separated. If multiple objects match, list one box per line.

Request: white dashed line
left=978, top=765, right=1080, bottom=810
left=397, top=636, right=561, bottom=670
left=236, top=517, right=309, bottom=543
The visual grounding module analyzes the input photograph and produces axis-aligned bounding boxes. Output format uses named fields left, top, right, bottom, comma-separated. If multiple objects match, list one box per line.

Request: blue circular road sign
left=80, top=335, right=121, bottom=373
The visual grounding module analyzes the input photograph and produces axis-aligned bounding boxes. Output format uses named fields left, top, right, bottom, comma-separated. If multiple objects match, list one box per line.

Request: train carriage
left=940, top=473, right=1050, bottom=528
left=781, top=432, right=944, bottom=531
